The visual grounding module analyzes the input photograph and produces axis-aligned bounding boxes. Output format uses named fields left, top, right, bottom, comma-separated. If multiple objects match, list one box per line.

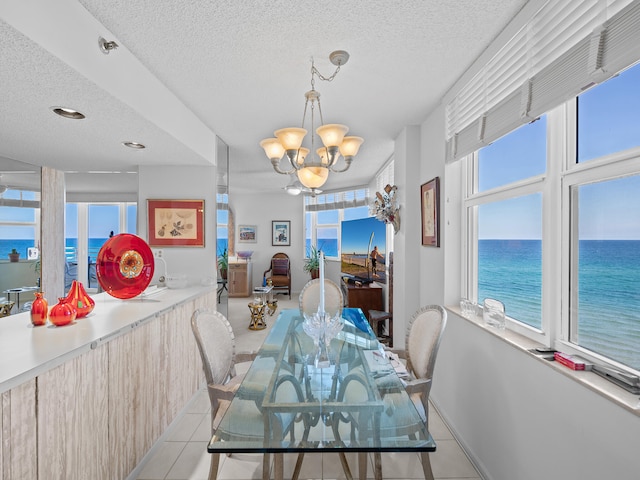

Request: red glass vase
left=49, top=298, right=77, bottom=327
left=64, top=280, right=95, bottom=318
left=30, top=292, right=48, bottom=326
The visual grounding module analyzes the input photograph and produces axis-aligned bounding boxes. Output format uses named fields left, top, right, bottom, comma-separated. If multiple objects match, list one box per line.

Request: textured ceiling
left=0, top=0, right=528, bottom=195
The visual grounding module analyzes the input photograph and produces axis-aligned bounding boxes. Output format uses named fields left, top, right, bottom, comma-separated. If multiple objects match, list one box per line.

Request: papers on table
left=363, top=349, right=410, bottom=380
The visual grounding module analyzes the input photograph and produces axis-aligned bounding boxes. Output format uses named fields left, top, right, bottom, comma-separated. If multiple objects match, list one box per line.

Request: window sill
left=445, top=305, right=640, bottom=416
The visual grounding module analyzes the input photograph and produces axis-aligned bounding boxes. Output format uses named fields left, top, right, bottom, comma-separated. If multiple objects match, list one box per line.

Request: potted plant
left=303, top=246, right=324, bottom=279
left=8, top=248, right=20, bottom=262
left=218, top=248, right=228, bottom=280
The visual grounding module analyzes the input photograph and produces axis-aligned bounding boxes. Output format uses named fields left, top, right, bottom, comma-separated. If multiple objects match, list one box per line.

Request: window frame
left=463, top=92, right=640, bottom=374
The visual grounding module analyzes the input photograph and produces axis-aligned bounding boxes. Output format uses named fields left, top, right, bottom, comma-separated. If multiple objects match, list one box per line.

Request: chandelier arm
left=271, top=158, right=296, bottom=175
left=328, top=157, right=353, bottom=173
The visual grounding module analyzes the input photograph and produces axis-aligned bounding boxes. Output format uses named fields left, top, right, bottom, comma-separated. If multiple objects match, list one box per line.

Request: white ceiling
left=0, top=0, right=528, bottom=195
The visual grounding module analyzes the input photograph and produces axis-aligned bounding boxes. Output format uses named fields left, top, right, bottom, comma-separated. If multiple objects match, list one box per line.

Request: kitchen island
left=0, top=286, right=215, bottom=480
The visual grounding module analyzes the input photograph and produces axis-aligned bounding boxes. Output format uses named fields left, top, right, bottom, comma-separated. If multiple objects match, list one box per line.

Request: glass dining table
left=208, top=308, right=435, bottom=480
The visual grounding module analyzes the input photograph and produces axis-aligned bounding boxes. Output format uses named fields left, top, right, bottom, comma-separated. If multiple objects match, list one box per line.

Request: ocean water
left=479, top=239, right=640, bottom=371
left=1, top=238, right=111, bottom=262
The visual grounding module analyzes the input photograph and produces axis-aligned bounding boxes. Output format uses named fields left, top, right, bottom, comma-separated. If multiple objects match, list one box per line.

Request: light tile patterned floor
left=135, top=296, right=481, bottom=480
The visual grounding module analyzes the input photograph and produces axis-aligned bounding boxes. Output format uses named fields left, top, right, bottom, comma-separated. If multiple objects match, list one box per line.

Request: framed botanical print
left=421, top=177, right=440, bottom=247
left=272, top=220, right=291, bottom=246
left=147, top=199, right=204, bottom=247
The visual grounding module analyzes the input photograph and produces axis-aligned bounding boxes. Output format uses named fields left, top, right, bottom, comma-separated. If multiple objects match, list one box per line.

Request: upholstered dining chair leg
left=208, top=453, right=220, bottom=480
left=291, top=452, right=305, bottom=480
left=338, top=452, right=354, bottom=480
left=262, top=453, right=270, bottom=480
left=358, top=452, right=368, bottom=480
left=420, top=451, right=435, bottom=480
left=274, top=453, right=284, bottom=480
left=373, top=452, right=382, bottom=480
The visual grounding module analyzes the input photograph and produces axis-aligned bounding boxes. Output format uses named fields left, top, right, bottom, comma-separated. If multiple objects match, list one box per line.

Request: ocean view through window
left=466, top=60, right=640, bottom=374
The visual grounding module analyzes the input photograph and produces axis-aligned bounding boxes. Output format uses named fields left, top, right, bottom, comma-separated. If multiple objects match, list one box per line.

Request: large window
left=0, top=188, right=39, bottom=259
left=65, top=202, right=137, bottom=288
left=304, top=189, right=369, bottom=260
left=464, top=61, right=640, bottom=373
left=467, top=118, right=546, bottom=333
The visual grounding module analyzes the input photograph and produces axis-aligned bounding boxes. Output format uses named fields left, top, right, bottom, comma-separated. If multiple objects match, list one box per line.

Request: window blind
left=446, top=0, right=638, bottom=162
left=304, top=187, right=369, bottom=212
left=375, top=159, right=395, bottom=193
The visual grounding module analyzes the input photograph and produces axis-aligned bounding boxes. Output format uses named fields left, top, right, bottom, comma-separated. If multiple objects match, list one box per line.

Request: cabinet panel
left=345, top=282, right=383, bottom=319
left=229, top=262, right=252, bottom=297
left=0, top=380, right=37, bottom=480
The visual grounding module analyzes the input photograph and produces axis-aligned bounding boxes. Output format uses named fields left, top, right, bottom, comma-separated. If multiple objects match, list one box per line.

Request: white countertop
left=0, top=286, right=214, bottom=394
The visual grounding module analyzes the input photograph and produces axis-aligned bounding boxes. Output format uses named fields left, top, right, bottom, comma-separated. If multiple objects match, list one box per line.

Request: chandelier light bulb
left=316, top=147, right=330, bottom=165
left=260, top=138, right=285, bottom=160
left=297, top=166, right=329, bottom=189
left=316, top=124, right=349, bottom=147
left=339, top=136, right=364, bottom=158
left=274, top=127, right=307, bottom=150
left=296, top=147, right=310, bottom=165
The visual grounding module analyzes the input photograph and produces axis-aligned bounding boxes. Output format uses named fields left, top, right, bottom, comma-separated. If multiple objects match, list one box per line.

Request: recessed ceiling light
left=122, top=141, right=146, bottom=150
left=51, top=107, right=85, bottom=119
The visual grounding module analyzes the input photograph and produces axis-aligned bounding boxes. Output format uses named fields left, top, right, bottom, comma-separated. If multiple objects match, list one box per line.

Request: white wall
left=433, top=311, right=640, bottom=480
left=138, top=165, right=217, bottom=287
left=228, top=190, right=344, bottom=295
left=392, top=126, right=421, bottom=349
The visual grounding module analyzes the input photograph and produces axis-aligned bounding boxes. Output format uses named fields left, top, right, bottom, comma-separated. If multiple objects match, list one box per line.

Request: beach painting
left=340, top=216, right=387, bottom=283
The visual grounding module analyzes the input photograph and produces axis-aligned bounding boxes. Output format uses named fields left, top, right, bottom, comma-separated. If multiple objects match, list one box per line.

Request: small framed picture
left=238, top=225, right=257, bottom=243
left=272, top=220, right=291, bottom=246
left=421, top=177, right=440, bottom=247
left=147, top=199, right=204, bottom=247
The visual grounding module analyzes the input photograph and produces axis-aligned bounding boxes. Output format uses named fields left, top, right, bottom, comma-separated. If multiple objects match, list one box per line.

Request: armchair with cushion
left=263, top=252, right=291, bottom=299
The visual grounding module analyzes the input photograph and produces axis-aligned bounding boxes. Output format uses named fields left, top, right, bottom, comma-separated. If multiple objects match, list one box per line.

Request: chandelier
left=260, top=50, right=364, bottom=195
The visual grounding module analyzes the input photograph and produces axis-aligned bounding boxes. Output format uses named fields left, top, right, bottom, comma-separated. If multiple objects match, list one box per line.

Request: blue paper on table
left=342, top=308, right=371, bottom=333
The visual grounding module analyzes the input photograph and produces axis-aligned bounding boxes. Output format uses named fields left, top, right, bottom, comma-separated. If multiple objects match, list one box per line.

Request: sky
left=341, top=217, right=386, bottom=255
left=478, top=61, right=640, bottom=240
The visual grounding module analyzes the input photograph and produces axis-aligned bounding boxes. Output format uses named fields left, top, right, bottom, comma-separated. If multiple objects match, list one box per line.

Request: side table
left=247, top=286, right=274, bottom=330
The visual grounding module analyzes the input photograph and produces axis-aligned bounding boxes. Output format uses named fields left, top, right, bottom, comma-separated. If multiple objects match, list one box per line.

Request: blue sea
left=479, top=239, right=640, bottom=371
left=1, top=238, right=111, bottom=262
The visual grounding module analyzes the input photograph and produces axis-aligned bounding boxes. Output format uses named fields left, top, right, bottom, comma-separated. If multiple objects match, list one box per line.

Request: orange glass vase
left=49, top=298, right=77, bottom=327
left=30, top=292, right=48, bottom=326
left=64, top=280, right=95, bottom=318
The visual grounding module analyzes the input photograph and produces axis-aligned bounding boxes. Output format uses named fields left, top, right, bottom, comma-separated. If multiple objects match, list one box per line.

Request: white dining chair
left=379, top=305, right=448, bottom=480
left=298, top=278, right=344, bottom=318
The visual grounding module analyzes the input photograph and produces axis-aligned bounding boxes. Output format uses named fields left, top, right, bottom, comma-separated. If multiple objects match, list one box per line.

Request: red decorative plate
left=96, top=234, right=155, bottom=299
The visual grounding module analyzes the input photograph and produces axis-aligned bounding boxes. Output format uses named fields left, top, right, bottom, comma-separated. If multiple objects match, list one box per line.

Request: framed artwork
left=147, top=199, right=204, bottom=247
left=238, top=225, right=257, bottom=243
left=421, top=177, right=440, bottom=247
left=272, top=220, right=291, bottom=246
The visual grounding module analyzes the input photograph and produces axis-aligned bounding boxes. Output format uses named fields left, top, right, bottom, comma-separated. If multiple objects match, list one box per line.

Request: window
left=463, top=61, right=640, bottom=374
left=577, top=64, right=640, bottom=163
left=217, top=193, right=228, bottom=255
left=467, top=119, right=546, bottom=333
left=0, top=188, right=39, bottom=259
left=304, top=188, right=369, bottom=260
left=570, top=176, right=640, bottom=371
left=65, top=201, right=136, bottom=288
left=477, top=195, right=542, bottom=329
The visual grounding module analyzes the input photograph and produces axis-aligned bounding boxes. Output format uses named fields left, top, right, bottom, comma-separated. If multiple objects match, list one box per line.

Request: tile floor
left=135, top=295, right=481, bottom=480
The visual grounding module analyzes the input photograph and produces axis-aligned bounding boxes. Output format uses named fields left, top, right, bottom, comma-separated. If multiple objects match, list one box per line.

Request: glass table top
left=208, top=308, right=435, bottom=454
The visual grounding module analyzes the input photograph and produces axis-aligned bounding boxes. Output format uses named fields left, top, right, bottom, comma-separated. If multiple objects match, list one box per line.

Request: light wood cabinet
left=229, top=261, right=252, bottom=297
left=0, top=288, right=214, bottom=480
